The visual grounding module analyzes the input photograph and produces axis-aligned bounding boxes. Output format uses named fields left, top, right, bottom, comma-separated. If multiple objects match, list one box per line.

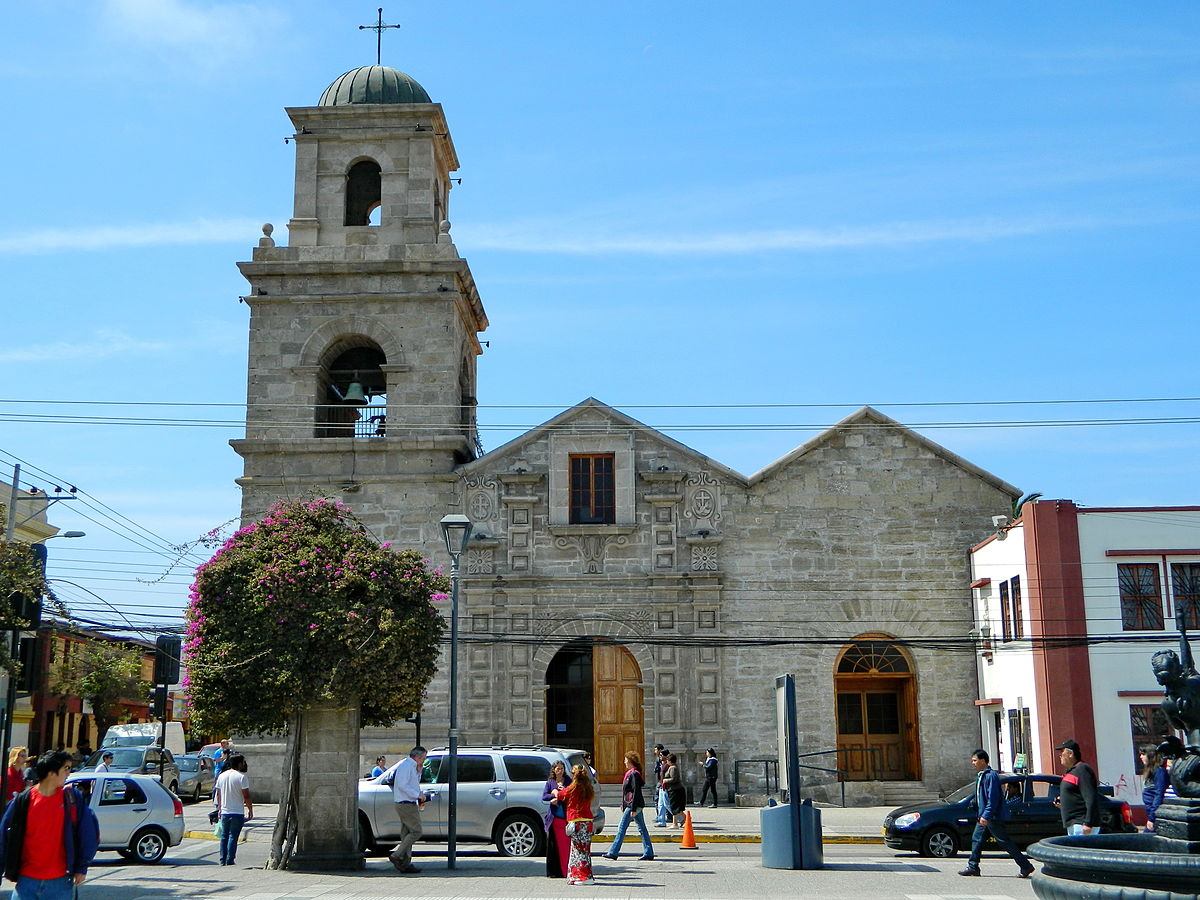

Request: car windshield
left=88, top=749, right=144, bottom=769
left=176, top=757, right=200, bottom=772
left=945, top=781, right=977, bottom=804
left=100, top=735, right=157, bottom=748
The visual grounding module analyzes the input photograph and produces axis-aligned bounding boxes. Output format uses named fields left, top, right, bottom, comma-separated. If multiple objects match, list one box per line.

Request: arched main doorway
left=545, top=639, right=644, bottom=782
left=834, top=637, right=920, bottom=781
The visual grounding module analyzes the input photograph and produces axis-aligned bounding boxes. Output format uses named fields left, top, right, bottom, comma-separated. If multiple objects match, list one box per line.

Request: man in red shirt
left=0, top=750, right=99, bottom=899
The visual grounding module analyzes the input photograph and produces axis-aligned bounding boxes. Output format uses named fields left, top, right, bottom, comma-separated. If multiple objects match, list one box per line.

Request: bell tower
left=231, top=65, right=488, bottom=526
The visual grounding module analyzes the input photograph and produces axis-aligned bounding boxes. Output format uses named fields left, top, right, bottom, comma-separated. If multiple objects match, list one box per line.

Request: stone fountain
left=1027, top=630, right=1200, bottom=898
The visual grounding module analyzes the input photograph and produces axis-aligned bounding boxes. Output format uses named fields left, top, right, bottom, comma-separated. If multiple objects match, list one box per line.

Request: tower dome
left=317, top=65, right=431, bottom=106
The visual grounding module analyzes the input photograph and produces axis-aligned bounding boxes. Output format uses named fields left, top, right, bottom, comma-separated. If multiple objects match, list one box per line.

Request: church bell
left=342, top=381, right=368, bottom=404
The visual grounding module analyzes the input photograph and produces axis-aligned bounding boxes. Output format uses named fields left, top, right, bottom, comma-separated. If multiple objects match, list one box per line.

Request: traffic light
left=152, top=684, right=168, bottom=720
left=153, top=635, right=181, bottom=685
left=16, top=636, right=39, bottom=693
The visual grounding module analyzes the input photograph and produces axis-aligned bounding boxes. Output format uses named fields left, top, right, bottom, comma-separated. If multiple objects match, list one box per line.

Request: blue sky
left=1, top=1, right=1197, bottom=634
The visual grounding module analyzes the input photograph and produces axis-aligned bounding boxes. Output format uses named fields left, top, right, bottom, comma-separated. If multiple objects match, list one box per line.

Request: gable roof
left=747, top=406, right=1020, bottom=496
left=458, top=397, right=748, bottom=484
left=461, top=401, right=1019, bottom=498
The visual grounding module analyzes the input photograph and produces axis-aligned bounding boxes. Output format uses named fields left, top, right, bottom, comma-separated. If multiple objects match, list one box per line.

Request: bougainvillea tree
left=185, top=497, right=447, bottom=867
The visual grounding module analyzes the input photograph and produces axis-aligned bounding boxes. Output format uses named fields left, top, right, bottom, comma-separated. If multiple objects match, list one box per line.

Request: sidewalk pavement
left=184, top=800, right=889, bottom=845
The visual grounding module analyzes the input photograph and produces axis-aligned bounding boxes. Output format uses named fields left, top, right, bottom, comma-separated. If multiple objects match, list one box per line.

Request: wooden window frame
left=568, top=453, right=616, bottom=524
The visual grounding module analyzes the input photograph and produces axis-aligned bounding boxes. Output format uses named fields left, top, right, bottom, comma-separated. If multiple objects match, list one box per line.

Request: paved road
left=70, top=834, right=1042, bottom=900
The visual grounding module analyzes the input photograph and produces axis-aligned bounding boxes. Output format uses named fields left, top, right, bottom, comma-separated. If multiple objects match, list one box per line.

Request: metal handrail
left=799, top=746, right=884, bottom=782
left=732, top=758, right=779, bottom=799
left=797, top=762, right=848, bottom=807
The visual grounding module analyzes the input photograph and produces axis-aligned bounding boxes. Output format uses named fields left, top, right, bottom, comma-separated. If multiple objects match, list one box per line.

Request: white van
left=100, top=722, right=185, bottom=758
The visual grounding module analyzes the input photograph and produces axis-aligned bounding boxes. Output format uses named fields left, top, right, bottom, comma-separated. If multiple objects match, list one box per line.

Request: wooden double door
left=545, top=641, right=643, bottom=783
left=835, top=675, right=918, bottom=781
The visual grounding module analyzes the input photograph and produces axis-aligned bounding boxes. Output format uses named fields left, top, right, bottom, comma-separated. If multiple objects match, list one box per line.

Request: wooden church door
left=592, top=643, right=643, bottom=783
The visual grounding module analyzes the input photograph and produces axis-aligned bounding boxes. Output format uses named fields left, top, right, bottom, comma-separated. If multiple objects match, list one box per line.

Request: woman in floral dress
left=554, top=764, right=596, bottom=885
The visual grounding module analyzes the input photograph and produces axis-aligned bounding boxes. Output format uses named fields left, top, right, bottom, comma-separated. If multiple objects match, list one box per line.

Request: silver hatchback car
left=357, top=745, right=604, bottom=857
left=66, top=772, right=185, bottom=863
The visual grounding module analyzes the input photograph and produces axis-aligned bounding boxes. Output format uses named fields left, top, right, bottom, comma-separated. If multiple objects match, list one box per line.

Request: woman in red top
left=5, top=748, right=28, bottom=805
left=553, top=764, right=596, bottom=886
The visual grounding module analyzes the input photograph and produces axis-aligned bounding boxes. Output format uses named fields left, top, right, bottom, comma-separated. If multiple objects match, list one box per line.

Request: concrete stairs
left=876, top=781, right=942, bottom=808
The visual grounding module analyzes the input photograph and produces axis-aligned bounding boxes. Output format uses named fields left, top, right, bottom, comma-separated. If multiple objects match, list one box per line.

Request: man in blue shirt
left=388, top=747, right=433, bottom=875
left=959, top=749, right=1034, bottom=879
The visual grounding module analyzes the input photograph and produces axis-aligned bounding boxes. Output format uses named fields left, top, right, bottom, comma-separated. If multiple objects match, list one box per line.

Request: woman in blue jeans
left=213, top=754, right=253, bottom=866
left=602, top=751, right=654, bottom=861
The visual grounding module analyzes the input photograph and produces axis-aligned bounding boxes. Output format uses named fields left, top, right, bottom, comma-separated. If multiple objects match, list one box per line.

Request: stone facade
left=230, top=68, right=1019, bottom=804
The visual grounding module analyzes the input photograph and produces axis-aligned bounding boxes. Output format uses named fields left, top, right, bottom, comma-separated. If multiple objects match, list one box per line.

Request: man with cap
left=1054, top=739, right=1099, bottom=835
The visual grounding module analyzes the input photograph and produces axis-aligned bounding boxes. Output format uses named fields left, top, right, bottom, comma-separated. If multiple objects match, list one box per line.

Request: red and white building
left=969, top=499, right=1200, bottom=816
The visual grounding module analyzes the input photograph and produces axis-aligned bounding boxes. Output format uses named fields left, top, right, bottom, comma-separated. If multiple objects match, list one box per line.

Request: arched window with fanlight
left=315, top=338, right=387, bottom=438
left=834, top=635, right=920, bottom=782
left=344, top=159, right=382, bottom=226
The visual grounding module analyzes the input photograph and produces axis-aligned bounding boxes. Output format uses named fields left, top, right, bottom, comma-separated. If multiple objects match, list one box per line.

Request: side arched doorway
left=834, top=637, right=920, bottom=781
left=545, top=639, right=644, bottom=782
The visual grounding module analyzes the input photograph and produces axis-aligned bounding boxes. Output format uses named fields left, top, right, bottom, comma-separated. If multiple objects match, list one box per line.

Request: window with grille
left=1118, top=563, right=1164, bottom=630
left=1171, top=563, right=1200, bottom=630
left=569, top=454, right=615, bottom=524
left=836, top=641, right=910, bottom=674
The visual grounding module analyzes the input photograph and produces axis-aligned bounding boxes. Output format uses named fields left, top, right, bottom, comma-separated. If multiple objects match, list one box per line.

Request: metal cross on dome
left=359, top=7, right=401, bottom=66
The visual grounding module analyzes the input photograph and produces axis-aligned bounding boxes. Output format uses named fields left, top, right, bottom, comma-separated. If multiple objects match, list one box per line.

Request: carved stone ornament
left=553, top=533, right=627, bottom=575
left=686, top=472, right=722, bottom=524
left=466, top=548, right=494, bottom=576
left=691, top=544, right=719, bottom=571
left=464, top=475, right=498, bottom=528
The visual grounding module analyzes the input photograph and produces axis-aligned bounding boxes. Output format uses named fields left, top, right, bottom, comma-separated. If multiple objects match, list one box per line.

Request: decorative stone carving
left=692, top=545, right=719, bottom=571
left=554, top=533, right=627, bottom=574
left=465, top=475, right=498, bottom=529
left=686, top=472, right=722, bottom=525
left=466, top=548, right=494, bottom=575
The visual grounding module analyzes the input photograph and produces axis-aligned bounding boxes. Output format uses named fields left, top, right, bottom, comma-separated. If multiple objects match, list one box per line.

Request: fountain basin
left=1028, top=832, right=1200, bottom=900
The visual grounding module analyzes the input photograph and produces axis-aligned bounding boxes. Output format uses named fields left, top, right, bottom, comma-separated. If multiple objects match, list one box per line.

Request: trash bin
left=760, top=798, right=824, bottom=870
left=797, top=798, right=823, bottom=869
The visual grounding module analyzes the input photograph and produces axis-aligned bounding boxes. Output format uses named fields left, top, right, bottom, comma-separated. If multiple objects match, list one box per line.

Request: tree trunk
left=267, top=702, right=362, bottom=871
left=266, top=712, right=301, bottom=869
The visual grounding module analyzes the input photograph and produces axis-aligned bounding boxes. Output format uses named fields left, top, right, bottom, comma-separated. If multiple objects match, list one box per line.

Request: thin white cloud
left=0, top=330, right=169, bottom=363
left=463, top=212, right=1186, bottom=256
left=0, top=218, right=263, bottom=256
left=100, top=0, right=282, bottom=67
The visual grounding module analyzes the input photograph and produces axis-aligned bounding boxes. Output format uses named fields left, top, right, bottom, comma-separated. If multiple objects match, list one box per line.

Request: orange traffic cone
left=680, top=810, right=697, bottom=849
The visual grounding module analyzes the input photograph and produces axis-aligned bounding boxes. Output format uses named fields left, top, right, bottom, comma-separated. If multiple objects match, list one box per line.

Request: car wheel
left=920, top=826, right=959, bottom=859
left=495, top=813, right=544, bottom=857
left=129, top=827, right=168, bottom=864
left=357, top=813, right=376, bottom=855
left=168, top=781, right=179, bottom=796
left=192, top=782, right=201, bottom=802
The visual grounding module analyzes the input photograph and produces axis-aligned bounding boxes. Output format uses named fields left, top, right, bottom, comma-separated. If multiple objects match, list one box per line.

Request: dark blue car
left=883, top=773, right=1134, bottom=858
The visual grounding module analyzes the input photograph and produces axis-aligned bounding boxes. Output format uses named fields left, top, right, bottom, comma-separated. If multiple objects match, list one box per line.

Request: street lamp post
left=439, top=514, right=472, bottom=871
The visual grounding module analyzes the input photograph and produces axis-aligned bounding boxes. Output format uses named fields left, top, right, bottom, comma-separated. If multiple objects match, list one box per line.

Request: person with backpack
left=0, top=749, right=100, bottom=899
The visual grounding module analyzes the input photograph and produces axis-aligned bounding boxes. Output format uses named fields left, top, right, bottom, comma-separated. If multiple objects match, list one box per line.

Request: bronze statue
left=1152, top=631, right=1200, bottom=798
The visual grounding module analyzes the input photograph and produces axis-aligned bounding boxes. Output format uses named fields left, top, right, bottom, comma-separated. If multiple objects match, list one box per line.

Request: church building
left=231, top=63, right=1020, bottom=803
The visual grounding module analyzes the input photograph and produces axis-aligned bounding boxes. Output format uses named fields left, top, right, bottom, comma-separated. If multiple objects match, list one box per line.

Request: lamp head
left=439, top=514, right=473, bottom=558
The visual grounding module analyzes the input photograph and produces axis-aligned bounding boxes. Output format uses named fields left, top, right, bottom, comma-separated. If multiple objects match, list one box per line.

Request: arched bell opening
left=344, top=159, right=382, bottom=226
left=834, top=634, right=921, bottom=781
left=315, top=338, right=387, bottom=438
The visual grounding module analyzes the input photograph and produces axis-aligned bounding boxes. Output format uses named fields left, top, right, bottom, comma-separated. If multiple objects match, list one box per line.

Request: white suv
left=357, top=745, right=605, bottom=857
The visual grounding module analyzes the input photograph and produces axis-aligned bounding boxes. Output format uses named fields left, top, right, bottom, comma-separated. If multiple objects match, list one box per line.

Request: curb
left=184, top=830, right=884, bottom=846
